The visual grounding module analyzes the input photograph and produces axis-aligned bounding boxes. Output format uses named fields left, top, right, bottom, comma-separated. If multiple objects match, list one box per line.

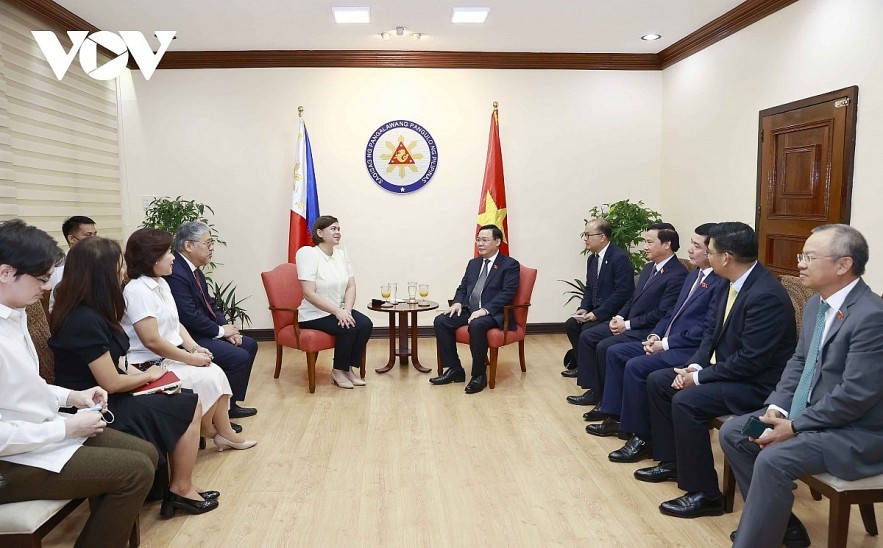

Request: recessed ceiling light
left=641, top=33, right=661, bottom=41
left=451, top=7, right=490, bottom=24
left=332, top=7, right=370, bottom=24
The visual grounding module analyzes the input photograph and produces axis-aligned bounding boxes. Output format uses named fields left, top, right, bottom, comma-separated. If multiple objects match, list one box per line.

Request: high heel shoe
left=346, top=369, right=366, bottom=387
left=213, top=434, right=257, bottom=452
left=331, top=369, right=353, bottom=389
left=160, top=490, right=219, bottom=518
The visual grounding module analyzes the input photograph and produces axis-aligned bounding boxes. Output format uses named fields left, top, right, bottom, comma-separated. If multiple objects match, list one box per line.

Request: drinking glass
left=418, top=283, right=429, bottom=306
left=407, top=282, right=418, bottom=304
left=380, top=284, right=392, bottom=307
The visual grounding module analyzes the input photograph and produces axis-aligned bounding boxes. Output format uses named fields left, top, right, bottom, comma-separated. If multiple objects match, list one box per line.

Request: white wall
left=660, top=0, right=883, bottom=291
left=119, top=68, right=662, bottom=329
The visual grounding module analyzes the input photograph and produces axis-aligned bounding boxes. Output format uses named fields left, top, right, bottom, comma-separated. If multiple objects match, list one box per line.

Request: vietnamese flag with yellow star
left=474, top=106, right=508, bottom=257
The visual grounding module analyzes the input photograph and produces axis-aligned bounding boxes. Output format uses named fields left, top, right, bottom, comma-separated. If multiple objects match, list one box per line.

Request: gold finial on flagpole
left=298, top=106, right=304, bottom=117
left=493, top=101, right=498, bottom=110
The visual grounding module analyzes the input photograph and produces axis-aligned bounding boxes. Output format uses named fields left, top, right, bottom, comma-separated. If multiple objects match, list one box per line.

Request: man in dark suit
left=561, top=218, right=634, bottom=376
left=431, top=224, right=520, bottom=394
left=567, top=223, right=688, bottom=406
left=586, top=224, right=724, bottom=453
left=722, top=224, right=883, bottom=547
left=166, top=221, right=258, bottom=419
left=637, top=222, right=796, bottom=520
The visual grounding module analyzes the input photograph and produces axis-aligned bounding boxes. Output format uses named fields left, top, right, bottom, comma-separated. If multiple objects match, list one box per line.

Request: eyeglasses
left=704, top=250, right=729, bottom=258
left=797, top=253, right=837, bottom=265
left=189, top=239, right=214, bottom=247
left=582, top=232, right=603, bottom=239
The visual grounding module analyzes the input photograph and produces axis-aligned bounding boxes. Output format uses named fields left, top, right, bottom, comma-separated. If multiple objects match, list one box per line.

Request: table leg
left=398, top=311, right=410, bottom=365
left=375, top=311, right=397, bottom=373
left=410, top=310, right=431, bottom=372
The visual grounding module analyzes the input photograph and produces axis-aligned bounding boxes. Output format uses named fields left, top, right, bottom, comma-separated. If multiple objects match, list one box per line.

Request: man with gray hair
left=166, top=222, right=257, bottom=419
left=721, top=224, right=883, bottom=547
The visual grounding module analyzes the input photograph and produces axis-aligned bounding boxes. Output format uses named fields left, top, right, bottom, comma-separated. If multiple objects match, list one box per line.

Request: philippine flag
left=289, top=115, right=321, bottom=262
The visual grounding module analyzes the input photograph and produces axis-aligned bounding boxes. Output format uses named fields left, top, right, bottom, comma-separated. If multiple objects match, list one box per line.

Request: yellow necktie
left=711, top=286, right=738, bottom=364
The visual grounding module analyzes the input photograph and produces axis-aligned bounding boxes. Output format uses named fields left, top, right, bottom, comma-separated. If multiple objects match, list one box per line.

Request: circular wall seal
left=365, top=120, right=438, bottom=194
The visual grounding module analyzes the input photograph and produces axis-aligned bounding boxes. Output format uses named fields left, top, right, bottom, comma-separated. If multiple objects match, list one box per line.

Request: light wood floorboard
left=43, top=335, right=882, bottom=547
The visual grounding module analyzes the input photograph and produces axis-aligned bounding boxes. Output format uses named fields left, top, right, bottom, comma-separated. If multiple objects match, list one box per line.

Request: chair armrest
left=501, top=303, right=531, bottom=343
left=268, top=306, right=301, bottom=346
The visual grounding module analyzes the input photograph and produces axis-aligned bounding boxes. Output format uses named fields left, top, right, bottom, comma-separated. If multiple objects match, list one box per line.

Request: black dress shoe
left=566, top=390, right=598, bottom=406
left=586, top=417, right=620, bottom=437
left=659, top=491, right=724, bottom=519
left=609, top=436, right=652, bottom=463
left=634, top=461, right=678, bottom=483
left=199, top=436, right=206, bottom=450
left=160, top=490, right=220, bottom=518
left=198, top=490, right=220, bottom=501
left=231, top=422, right=243, bottom=434
left=561, top=368, right=579, bottom=378
left=228, top=404, right=257, bottom=419
left=465, top=375, right=487, bottom=394
left=730, top=517, right=811, bottom=547
left=582, top=406, right=607, bottom=421
left=563, top=348, right=576, bottom=369
left=430, top=367, right=466, bottom=385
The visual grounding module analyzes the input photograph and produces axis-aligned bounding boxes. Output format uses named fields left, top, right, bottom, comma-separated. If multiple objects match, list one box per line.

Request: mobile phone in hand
left=741, top=415, right=771, bottom=438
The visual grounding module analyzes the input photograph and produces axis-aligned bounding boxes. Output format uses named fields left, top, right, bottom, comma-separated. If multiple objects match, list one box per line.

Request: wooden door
left=756, top=86, right=858, bottom=276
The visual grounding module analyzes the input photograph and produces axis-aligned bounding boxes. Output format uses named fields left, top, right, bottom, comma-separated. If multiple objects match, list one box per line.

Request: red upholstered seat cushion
left=276, top=325, right=336, bottom=353
left=454, top=325, right=526, bottom=348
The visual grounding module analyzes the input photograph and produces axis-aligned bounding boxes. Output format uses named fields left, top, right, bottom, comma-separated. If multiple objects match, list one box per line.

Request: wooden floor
left=44, top=335, right=882, bottom=547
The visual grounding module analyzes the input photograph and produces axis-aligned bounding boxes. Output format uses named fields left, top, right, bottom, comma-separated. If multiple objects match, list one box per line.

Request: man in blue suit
left=586, top=224, right=723, bottom=459
left=567, top=223, right=688, bottom=406
left=637, top=222, right=796, bottom=520
left=561, top=218, right=634, bottom=376
left=431, top=224, right=520, bottom=394
left=166, top=221, right=258, bottom=419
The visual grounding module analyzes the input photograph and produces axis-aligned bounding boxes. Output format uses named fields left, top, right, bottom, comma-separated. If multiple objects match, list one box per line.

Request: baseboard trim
left=242, top=322, right=566, bottom=342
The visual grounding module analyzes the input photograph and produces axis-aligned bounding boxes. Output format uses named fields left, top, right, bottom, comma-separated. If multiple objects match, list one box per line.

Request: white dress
left=122, top=276, right=231, bottom=415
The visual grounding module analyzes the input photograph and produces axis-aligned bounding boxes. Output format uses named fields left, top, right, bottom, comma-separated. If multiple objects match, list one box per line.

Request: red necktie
left=193, top=269, right=215, bottom=317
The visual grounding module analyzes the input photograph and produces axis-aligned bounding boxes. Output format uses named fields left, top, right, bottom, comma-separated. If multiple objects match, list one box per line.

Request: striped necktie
left=789, top=301, right=831, bottom=418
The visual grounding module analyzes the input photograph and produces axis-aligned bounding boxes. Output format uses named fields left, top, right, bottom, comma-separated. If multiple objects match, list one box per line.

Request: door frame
left=754, top=86, right=859, bottom=228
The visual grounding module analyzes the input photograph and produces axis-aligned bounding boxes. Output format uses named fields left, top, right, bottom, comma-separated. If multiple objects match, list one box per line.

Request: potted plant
left=141, top=196, right=251, bottom=328
left=559, top=198, right=662, bottom=304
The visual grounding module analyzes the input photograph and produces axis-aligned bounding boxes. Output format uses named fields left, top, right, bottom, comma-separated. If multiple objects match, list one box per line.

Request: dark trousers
left=434, top=309, right=498, bottom=378
left=0, top=428, right=157, bottom=548
left=196, top=334, right=257, bottom=403
left=576, top=324, right=644, bottom=397
left=564, top=316, right=603, bottom=353
left=647, top=368, right=768, bottom=494
left=300, top=310, right=373, bottom=370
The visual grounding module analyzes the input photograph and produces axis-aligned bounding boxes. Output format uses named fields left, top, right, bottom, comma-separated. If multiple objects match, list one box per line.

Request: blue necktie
left=789, top=300, right=831, bottom=418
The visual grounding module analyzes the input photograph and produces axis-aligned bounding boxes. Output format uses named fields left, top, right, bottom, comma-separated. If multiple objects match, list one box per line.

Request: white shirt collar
left=179, top=253, right=199, bottom=273
left=0, top=301, right=15, bottom=319
left=655, top=254, right=675, bottom=272
left=822, top=277, right=861, bottom=315
left=730, top=261, right=759, bottom=293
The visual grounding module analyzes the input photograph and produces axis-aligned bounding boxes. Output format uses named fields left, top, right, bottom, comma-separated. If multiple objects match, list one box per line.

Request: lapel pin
left=837, top=310, right=844, bottom=321
left=659, top=267, right=665, bottom=275
left=700, top=282, right=708, bottom=288
left=493, top=264, right=498, bottom=270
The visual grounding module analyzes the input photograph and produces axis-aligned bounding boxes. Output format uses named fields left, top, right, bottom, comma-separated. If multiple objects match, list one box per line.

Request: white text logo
left=31, top=31, right=176, bottom=81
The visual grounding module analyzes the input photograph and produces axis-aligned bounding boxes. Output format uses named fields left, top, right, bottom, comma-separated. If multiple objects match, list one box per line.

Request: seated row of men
left=560, top=219, right=883, bottom=547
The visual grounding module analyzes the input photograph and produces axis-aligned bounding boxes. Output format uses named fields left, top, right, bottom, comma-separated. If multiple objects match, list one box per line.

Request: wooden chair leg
left=306, top=352, right=318, bottom=393
left=810, top=487, right=822, bottom=501
left=518, top=340, right=526, bottom=372
left=488, top=348, right=498, bottom=389
left=359, top=352, right=366, bottom=379
left=722, top=457, right=736, bottom=513
left=859, top=503, right=878, bottom=536
left=828, top=495, right=851, bottom=548
left=274, top=344, right=283, bottom=379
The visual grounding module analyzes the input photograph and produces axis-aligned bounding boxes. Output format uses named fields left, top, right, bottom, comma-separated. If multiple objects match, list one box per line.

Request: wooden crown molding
left=659, top=0, right=799, bottom=69
left=14, top=0, right=799, bottom=71
left=156, top=50, right=660, bottom=70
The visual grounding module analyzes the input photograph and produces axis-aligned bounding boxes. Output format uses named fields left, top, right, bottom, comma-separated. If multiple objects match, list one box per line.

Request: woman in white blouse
left=121, top=228, right=256, bottom=452
left=296, top=216, right=373, bottom=389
